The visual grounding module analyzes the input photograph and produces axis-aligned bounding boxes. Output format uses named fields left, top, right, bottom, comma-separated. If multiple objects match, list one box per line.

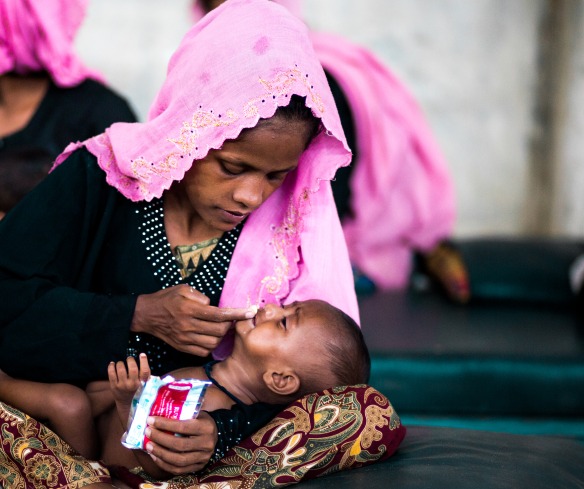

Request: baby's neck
left=210, top=358, right=262, bottom=405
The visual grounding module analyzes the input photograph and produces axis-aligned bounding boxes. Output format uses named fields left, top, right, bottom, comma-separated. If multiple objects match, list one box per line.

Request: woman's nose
left=233, top=176, right=264, bottom=210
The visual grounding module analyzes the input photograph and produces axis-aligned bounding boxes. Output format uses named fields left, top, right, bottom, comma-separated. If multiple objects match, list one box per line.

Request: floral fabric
left=0, top=402, right=111, bottom=489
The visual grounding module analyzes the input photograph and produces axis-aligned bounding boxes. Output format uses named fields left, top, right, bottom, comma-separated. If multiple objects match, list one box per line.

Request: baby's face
left=233, top=300, right=332, bottom=365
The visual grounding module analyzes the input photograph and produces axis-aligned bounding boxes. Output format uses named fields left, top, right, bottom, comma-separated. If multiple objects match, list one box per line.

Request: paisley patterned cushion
left=120, top=385, right=406, bottom=488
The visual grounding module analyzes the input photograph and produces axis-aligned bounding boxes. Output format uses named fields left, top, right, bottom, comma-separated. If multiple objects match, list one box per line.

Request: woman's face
left=176, top=118, right=310, bottom=238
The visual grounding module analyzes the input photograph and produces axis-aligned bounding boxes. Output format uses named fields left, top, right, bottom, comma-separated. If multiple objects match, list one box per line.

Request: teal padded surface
left=297, top=426, right=584, bottom=489
left=400, top=414, right=584, bottom=439
left=359, top=289, right=583, bottom=416
left=456, top=237, right=584, bottom=305
left=369, top=356, right=584, bottom=416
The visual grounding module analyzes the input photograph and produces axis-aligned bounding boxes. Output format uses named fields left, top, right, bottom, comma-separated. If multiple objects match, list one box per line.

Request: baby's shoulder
left=169, top=366, right=205, bottom=380
left=201, top=385, right=236, bottom=412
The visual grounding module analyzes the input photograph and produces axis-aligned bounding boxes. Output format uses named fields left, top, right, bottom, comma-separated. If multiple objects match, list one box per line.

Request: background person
left=0, top=0, right=137, bottom=218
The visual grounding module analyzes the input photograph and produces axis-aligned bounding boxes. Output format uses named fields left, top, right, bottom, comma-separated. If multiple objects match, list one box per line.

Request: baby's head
left=233, top=299, right=370, bottom=404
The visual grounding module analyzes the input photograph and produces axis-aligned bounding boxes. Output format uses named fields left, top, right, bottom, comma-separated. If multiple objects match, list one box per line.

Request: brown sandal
left=421, top=241, right=471, bottom=304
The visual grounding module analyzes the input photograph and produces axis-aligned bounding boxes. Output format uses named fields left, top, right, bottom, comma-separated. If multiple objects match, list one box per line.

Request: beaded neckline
left=136, top=198, right=241, bottom=292
left=127, top=198, right=242, bottom=373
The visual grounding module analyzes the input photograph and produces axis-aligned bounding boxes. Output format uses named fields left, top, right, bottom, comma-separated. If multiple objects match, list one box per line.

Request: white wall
left=75, top=0, right=583, bottom=238
left=76, top=0, right=193, bottom=120
left=553, top=3, right=584, bottom=237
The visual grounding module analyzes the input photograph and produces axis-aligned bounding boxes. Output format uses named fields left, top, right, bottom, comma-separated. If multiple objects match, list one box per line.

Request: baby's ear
left=263, top=370, right=300, bottom=397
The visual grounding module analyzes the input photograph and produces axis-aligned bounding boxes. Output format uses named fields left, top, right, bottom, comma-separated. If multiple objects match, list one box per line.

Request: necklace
left=204, top=360, right=245, bottom=405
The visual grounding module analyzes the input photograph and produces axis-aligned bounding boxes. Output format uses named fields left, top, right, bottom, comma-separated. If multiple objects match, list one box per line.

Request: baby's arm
left=107, top=353, right=151, bottom=425
left=107, top=354, right=170, bottom=478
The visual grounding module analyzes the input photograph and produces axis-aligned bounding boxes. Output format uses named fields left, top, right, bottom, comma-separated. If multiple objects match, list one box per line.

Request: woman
left=0, top=1, right=395, bottom=486
left=0, top=0, right=136, bottom=217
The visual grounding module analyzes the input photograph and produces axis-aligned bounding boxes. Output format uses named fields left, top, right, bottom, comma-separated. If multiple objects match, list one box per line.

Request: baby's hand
left=108, top=353, right=151, bottom=406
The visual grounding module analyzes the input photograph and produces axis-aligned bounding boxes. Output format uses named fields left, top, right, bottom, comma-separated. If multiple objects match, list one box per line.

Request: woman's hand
left=131, top=284, right=255, bottom=357
left=143, top=411, right=218, bottom=475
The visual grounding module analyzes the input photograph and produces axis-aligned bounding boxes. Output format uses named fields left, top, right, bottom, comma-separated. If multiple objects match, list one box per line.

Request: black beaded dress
left=126, top=197, right=242, bottom=374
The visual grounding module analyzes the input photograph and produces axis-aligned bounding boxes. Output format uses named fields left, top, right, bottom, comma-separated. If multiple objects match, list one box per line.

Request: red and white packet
left=122, top=375, right=211, bottom=450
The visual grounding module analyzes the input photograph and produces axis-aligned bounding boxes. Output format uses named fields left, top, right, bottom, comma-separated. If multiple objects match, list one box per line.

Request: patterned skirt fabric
left=0, top=402, right=111, bottom=489
left=1, top=385, right=406, bottom=489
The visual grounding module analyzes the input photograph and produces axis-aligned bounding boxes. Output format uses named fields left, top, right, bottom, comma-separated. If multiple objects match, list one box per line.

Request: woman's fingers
left=183, top=284, right=211, bottom=304
left=163, top=318, right=233, bottom=355
left=191, top=304, right=256, bottom=323
left=133, top=284, right=256, bottom=355
left=148, top=413, right=216, bottom=438
left=185, top=318, right=233, bottom=339
left=170, top=342, right=215, bottom=357
left=144, top=413, right=217, bottom=474
left=183, top=284, right=256, bottom=322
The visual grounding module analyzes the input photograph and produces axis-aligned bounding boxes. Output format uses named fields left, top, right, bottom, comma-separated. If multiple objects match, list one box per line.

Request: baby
left=0, top=299, right=369, bottom=478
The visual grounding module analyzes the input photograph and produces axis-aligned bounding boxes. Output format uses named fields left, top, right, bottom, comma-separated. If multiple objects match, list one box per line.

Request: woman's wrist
left=130, top=294, right=147, bottom=334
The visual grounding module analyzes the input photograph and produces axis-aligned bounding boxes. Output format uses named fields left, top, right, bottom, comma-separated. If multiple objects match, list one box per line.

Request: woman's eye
left=220, top=161, right=242, bottom=176
left=267, top=172, right=288, bottom=183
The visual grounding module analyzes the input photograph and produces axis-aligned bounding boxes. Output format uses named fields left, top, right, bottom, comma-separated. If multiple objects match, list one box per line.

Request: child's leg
left=86, top=379, right=116, bottom=417
left=0, top=369, right=60, bottom=421
left=0, top=369, right=98, bottom=459
left=97, top=405, right=142, bottom=469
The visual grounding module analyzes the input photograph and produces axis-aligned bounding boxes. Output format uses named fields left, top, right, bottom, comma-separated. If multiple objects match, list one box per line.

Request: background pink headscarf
left=55, top=0, right=359, bottom=356
left=193, top=0, right=456, bottom=289
left=0, top=0, right=103, bottom=86
left=313, top=32, right=456, bottom=289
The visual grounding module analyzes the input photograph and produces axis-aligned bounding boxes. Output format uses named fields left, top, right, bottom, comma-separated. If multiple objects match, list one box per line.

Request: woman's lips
left=220, top=209, right=248, bottom=224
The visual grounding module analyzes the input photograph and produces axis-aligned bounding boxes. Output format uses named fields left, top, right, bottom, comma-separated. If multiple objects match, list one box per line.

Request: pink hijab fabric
left=313, top=32, right=456, bottom=289
left=55, top=0, right=359, bottom=355
left=214, top=0, right=453, bottom=289
left=0, top=0, right=102, bottom=87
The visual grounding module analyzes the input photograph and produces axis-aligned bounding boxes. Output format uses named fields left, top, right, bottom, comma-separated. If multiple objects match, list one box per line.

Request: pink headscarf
left=191, top=1, right=456, bottom=289
left=192, top=0, right=302, bottom=20
left=55, top=0, right=359, bottom=355
left=0, top=0, right=102, bottom=86
left=257, top=0, right=456, bottom=289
